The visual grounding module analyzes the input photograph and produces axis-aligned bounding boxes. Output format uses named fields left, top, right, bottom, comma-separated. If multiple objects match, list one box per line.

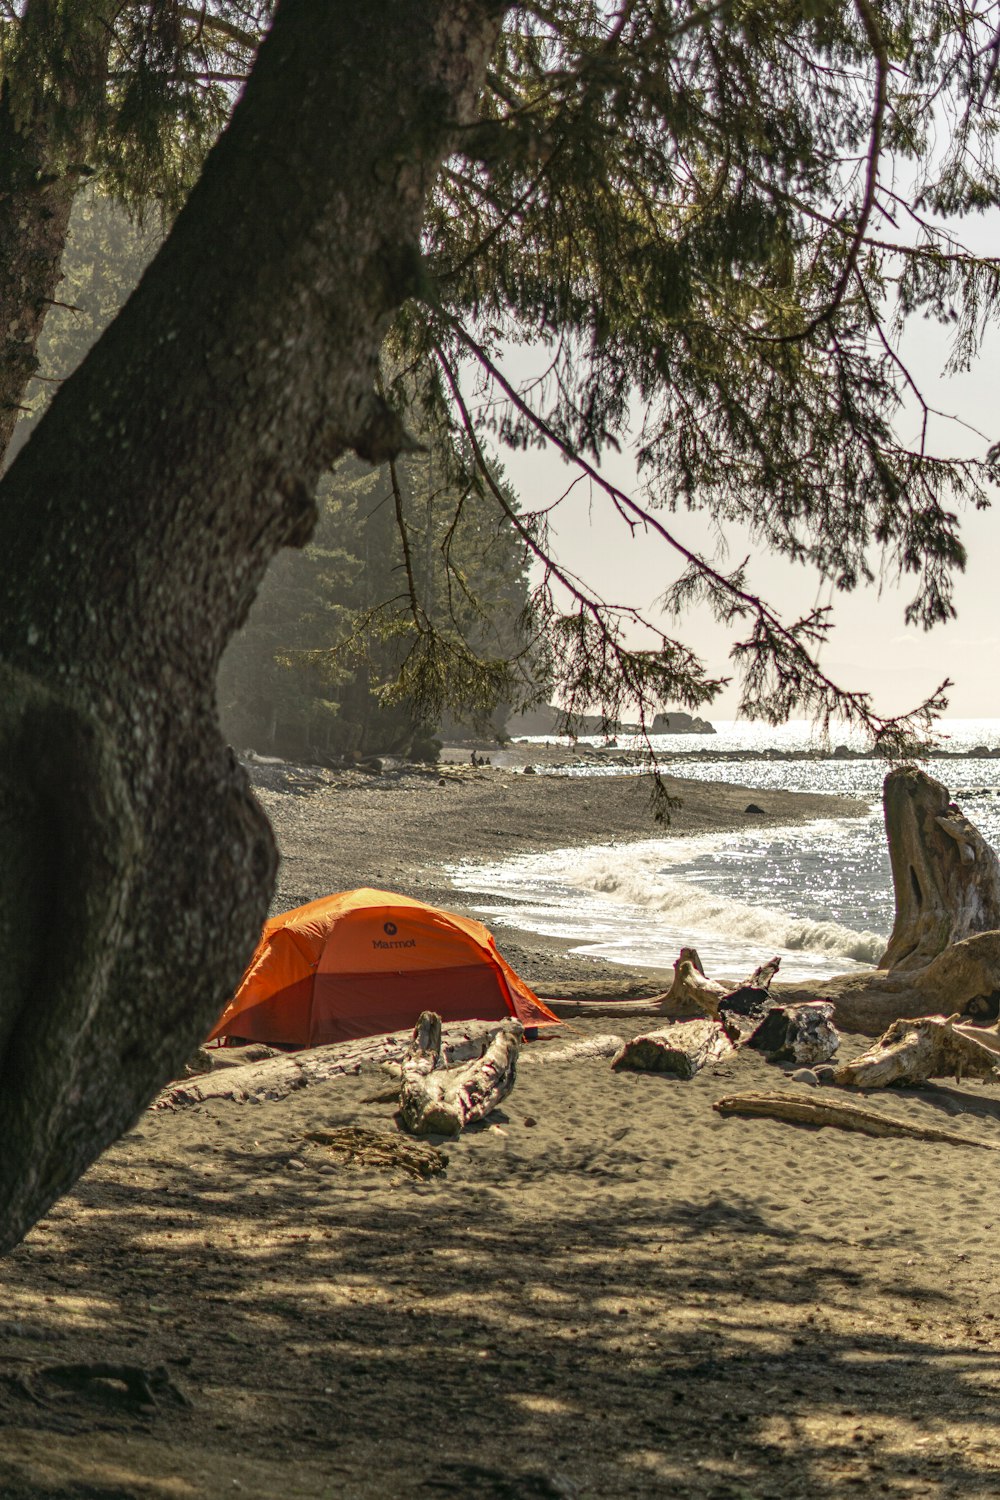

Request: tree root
left=27, top=1362, right=191, bottom=1409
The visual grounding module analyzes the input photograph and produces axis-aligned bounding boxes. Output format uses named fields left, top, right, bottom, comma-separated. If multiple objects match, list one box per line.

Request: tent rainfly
left=208, top=887, right=560, bottom=1048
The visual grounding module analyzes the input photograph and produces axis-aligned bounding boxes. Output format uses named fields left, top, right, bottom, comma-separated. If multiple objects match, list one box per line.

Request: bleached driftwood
left=542, top=995, right=663, bottom=1019
left=746, top=1002, right=839, bottom=1065
left=521, top=1032, right=625, bottom=1065
left=833, top=1014, right=1000, bottom=1089
left=878, top=765, right=1000, bottom=971
left=954, top=1021, right=1000, bottom=1055
left=611, top=1019, right=733, bottom=1079
left=745, top=956, right=782, bottom=991
left=185, top=1042, right=283, bottom=1075
left=776, top=930, right=1000, bottom=1036
left=653, top=947, right=727, bottom=1020
left=714, top=1091, right=1000, bottom=1149
left=155, top=1020, right=508, bottom=1109
left=403, top=1009, right=442, bottom=1077
left=397, top=1014, right=523, bottom=1137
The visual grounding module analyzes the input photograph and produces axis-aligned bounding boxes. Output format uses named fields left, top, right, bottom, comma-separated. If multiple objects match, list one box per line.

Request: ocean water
left=447, top=719, right=1000, bottom=983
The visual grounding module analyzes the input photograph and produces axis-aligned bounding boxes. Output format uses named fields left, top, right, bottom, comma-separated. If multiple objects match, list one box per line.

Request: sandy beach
left=1, top=760, right=999, bottom=1499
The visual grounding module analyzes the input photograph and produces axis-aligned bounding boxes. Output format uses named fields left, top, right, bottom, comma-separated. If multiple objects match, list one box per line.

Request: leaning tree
left=2, top=0, right=1000, bottom=1251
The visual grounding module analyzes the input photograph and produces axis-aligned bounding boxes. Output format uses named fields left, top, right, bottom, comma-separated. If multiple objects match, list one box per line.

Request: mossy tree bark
left=0, top=0, right=507, bottom=1253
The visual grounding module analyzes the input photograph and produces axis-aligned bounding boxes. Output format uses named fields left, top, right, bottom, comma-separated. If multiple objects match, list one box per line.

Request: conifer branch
left=439, top=316, right=951, bottom=753
left=751, top=0, right=889, bottom=345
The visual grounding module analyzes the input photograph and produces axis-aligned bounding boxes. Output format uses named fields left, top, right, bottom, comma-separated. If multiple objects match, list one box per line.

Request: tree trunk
left=0, top=0, right=508, bottom=1253
left=0, top=128, right=77, bottom=463
left=0, top=2, right=115, bottom=465
left=611, top=1020, right=733, bottom=1078
left=878, top=765, right=1000, bottom=971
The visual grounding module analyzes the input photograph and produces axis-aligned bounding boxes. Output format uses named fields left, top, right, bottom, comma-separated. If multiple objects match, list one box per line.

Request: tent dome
left=208, top=887, right=559, bottom=1048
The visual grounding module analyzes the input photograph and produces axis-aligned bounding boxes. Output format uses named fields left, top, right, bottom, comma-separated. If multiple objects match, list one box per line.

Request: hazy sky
left=496, top=303, right=1000, bottom=725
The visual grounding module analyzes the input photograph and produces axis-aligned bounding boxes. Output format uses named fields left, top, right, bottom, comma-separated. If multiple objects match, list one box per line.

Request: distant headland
left=505, top=705, right=716, bottom=737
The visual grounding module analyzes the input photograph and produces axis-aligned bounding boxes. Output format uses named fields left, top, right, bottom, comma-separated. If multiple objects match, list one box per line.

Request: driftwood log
left=156, top=1020, right=509, bottom=1109
left=522, top=1033, right=626, bottom=1065
left=719, top=988, right=774, bottom=1045
left=714, top=1091, right=1000, bottom=1149
left=746, top=1002, right=839, bottom=1065
left=776, top=930, right=1000, bottom=1035
left=542, top=995, right=663, bottom=1020
left=833, top=1015, right=1000, bottom=1089
left=397, top=1011, right=522, bottom=1137
left=611, top=1019, right=733, bottom=1079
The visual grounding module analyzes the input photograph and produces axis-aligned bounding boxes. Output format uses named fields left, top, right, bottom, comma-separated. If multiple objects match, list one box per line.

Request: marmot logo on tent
left=372, top=937, right=417, bottom=950
left=383, top=921, right=398, bottom=935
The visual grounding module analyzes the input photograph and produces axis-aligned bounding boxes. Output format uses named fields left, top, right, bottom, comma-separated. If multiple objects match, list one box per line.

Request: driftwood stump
left=611, top=1020, right=733, bottom=1079
left=833, top=1015, right=1000, bottom=1089
left=397, top=1011, right=523, bottom=1137
left=746, top=1002, right=839, bottom=1065
left=717, top=959, right=782, bottom=1044
left=756, top=769, right=1000, bottom=1033
left=657, top=947, right=728, bottom=1019
left=879, top=766, right=1000, bottom=971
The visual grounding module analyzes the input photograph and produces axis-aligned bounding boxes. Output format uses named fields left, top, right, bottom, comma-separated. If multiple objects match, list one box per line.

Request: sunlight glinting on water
left=449, top=720, right=1000, bottom=980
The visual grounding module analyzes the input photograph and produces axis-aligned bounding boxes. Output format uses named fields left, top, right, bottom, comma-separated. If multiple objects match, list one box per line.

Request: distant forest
left=20, top=195, right=541, bottom=764
left=217, top=452, right=536, bottom=763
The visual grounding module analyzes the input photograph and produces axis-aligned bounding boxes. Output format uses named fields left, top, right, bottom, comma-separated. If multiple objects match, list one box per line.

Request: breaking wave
left=579, top=864, right=884, bottom=966
left=450, top=817, right=891, bottom=979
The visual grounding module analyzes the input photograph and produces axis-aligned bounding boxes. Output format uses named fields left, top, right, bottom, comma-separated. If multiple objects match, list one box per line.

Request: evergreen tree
left=0, top=0, right=268, bottom=457
left=218, top=450, right=539, bottom=761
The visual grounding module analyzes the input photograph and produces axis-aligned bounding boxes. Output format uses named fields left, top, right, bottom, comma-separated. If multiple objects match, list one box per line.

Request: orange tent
left=208, top=887, right=560, bottom=1048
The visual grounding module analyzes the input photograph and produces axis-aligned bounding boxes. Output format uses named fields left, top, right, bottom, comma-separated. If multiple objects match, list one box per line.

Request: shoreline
left=252, top=755, right=870, bottom=996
